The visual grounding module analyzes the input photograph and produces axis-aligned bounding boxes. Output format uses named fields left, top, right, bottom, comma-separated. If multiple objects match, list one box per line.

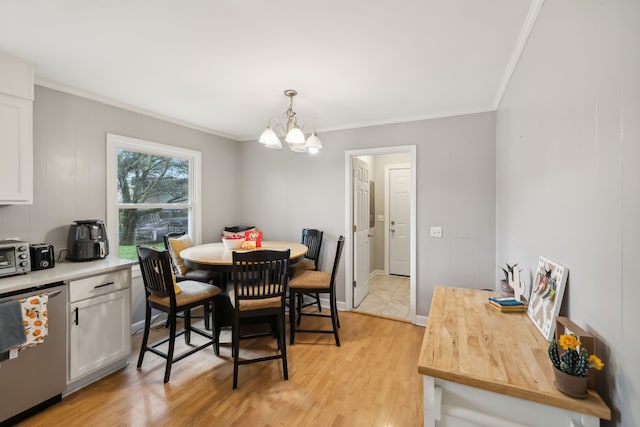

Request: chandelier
left=258, top=89, right=323, bottom=154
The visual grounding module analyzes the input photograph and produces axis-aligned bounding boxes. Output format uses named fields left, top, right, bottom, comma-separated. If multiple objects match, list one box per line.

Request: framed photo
left=527, top=256, right=568, bottom=340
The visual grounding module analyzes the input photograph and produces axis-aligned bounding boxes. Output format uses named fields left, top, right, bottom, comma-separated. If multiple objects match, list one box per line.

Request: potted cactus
left=548, top=334, right=604, bottom=398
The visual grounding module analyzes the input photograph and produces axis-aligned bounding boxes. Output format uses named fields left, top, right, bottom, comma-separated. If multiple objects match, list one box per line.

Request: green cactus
left=575, top=349, right=590, bottom=377
left=548, top=340, right=561, bottom=369
left=550, top=335, right=591, bottom=377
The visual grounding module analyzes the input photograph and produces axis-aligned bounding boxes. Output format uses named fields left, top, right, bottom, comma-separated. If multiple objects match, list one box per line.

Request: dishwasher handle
left=48, top=290, right=62, bottom=298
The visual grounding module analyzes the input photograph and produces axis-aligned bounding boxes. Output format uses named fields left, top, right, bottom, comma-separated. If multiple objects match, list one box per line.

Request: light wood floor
left=17, top=311, right=425, bottom=427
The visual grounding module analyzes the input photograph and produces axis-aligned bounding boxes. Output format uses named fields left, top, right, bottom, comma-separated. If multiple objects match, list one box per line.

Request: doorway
left=344, top=146, right=416, bottom=324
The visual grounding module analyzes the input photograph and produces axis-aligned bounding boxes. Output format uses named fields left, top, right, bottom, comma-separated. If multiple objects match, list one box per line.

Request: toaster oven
left=0, top=240, right=31, bottom=278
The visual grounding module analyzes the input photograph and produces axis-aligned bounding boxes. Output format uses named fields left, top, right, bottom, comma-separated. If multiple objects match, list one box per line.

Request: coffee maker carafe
left=67, top=220, right=109, bottom=261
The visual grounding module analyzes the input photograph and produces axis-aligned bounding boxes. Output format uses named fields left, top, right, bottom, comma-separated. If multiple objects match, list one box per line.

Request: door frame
left=344, top=145, right=417, bottom=324
left=384, top=163, right=411, bottom=275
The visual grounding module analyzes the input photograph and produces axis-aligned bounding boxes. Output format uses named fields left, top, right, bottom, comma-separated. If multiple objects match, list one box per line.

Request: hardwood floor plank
left=16, top=312, right=424, bottom=427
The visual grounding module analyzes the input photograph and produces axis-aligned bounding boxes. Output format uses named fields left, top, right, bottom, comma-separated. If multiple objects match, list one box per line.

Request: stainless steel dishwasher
left=0, top=282, right=66, bottom=426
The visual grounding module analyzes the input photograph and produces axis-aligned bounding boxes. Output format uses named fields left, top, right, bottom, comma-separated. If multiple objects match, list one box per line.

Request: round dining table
left=180, top=240, right=308, bottom=332
left=180, top=240, right=308, bottom=272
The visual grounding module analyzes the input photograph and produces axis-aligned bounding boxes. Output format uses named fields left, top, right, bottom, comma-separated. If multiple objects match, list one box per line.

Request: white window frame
left=106, top=133, right=202, bottom=260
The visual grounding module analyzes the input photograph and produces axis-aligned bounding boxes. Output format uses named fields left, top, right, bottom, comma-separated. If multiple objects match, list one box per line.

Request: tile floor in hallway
left=355, top=272, right=410, bottom=321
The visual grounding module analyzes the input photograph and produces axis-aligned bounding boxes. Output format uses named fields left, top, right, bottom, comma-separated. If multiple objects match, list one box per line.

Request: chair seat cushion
left=288, top=271, right=331, bottom=290
left=228, top=289, right=282, bottom=312
left=149, top=280, right=220, bottom=308
left=289, top=259, right=316, bottom=277
left=178, top=269, right=216, bottom=284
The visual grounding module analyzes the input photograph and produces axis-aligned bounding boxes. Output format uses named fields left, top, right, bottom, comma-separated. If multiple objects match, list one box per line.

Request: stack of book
left=488, top=296, right=527, bottom=313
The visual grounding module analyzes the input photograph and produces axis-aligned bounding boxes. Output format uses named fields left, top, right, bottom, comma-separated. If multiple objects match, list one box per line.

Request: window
left=106, top=134, right=201, bottom=260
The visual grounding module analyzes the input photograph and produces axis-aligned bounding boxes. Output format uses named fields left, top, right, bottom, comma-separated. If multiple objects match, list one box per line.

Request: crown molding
left=493, top=0, right=546, bottom=110
left=236, top=106, right=496, bottom=141
left=34, top=77, right=239, bottom=141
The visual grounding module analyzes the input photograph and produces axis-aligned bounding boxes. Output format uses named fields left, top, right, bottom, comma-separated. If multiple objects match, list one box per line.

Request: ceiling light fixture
left=258, top=89, right=323, bottom=154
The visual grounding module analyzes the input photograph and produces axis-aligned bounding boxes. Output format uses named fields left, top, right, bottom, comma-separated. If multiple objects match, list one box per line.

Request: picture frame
left=527, top=256, right=568, bottom=340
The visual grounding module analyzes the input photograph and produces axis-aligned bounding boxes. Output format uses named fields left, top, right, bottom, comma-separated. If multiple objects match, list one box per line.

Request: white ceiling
left=0, top=0, right=536, bottom=141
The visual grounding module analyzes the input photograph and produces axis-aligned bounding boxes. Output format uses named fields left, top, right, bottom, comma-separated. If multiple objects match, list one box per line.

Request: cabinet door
left=68, top=288, right=131, bottom=383
left=0, top=93, right=32, bottom=204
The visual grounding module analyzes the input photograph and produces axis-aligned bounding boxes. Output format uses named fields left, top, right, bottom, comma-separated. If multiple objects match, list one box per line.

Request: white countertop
left=0, top=257, right=137, bottom=295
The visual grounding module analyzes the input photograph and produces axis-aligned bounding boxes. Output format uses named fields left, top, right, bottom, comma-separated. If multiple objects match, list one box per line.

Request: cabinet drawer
left=68, top=269, right=130, bottom=302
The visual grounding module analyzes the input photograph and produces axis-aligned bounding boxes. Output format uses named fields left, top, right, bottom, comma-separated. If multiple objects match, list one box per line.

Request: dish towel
left=0, top=300, right=27, bottom=353
left=18, top=294, right=49, bottom=348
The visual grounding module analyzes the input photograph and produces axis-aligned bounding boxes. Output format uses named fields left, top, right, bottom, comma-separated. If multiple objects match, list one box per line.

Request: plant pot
left=499, top=280, right=514, bottom=297
left=553, top=367, right=588, bottom=399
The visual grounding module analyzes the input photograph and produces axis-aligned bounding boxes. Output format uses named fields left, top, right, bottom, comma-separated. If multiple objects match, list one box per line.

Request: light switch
left=430, top=226, right=443, bottom=238
left=377, top=215, right=385, bottom=222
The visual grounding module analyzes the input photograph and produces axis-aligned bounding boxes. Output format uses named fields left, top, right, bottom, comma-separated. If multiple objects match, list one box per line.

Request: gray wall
left=0, top=86, right=239, bottom=249
left=0, top=86, right=239, bottom=327
left=495, top=1, right=638, bottom=425
left=237, top=112, right=496, bottom=316
left=0, top=86, right=496, bottom=321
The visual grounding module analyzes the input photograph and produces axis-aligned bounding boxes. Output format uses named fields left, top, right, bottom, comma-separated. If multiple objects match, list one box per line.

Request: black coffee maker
left=67, top=220, right=109, bottom=261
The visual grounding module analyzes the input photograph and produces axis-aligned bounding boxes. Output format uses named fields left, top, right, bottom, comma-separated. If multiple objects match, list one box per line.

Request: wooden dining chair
left=164, top=232, right=218, bottom=329
left=163, top=232, right=219, bottom=284
left=289, top=236, right=344, bottom=347
left=137, top=246, right=221, bottom=383
left=230, top=249, right=290, bottom=389
left=289, top=228, right=324, bottom=312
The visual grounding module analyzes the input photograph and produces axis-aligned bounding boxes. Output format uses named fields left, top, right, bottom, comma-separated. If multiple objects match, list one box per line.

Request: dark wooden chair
left=163, top=232, right=218, bottom=284
left=230, top=249, right=290, bottom=389
left=289, top=236, right=344, bottom=347
left=289, top=228, right=323, bottom=312
left=137, top=246, right=221, bottom=383
left=164, top=232, right=218, bottom=329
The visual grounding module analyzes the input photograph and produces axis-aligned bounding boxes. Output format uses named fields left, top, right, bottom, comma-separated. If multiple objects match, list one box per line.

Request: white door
left=389, top=168, right=410, bottom=276
left=353, top=158, right=370, bottom=307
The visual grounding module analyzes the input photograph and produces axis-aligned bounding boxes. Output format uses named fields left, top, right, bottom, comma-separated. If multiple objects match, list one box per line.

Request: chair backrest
left=232, top=250, right=290, bottom=305
left=301, top=228, right=323, bottom=269
left=328, top=236, right=346, bottom=290
left=137, top=246, right=176, bottom=300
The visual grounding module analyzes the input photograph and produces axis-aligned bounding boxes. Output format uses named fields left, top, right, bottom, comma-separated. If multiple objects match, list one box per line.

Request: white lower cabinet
left=66, top=268, right=131, bottom=391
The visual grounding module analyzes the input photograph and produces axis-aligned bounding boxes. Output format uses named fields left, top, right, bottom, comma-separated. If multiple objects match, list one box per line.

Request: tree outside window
left=107, top=134, right=200, bottom=260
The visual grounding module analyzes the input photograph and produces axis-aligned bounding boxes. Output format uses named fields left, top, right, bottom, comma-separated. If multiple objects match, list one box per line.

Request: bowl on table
left=222, top=235, right=246, bottom=250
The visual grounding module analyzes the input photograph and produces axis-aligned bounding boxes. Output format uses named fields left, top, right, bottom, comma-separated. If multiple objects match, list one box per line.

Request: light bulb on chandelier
left=258, top=89, right=323, bottom=154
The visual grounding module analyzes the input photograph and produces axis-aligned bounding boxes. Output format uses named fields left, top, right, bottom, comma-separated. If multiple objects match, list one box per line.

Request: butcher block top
left=418, top=286, right=611, bottom=420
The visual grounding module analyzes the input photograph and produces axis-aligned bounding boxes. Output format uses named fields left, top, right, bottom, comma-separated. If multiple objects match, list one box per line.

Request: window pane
left=117, top=208, right=189, bottom=259
left=117, top=150, right=189, bottom=204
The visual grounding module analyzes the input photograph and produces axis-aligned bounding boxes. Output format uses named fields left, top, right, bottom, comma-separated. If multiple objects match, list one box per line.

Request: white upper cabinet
left=0, top=51, right=33, bottom=204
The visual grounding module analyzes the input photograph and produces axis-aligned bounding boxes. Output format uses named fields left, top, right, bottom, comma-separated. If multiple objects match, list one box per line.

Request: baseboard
left=132, top=297, right=425, bottom=330
left=313, top=296, right=347, bottom=312
left=130, top=313, right=167, bottom=335
left=415, top=315, right=428, bottom=327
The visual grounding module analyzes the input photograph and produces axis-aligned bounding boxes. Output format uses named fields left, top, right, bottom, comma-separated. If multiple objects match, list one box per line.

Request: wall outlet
left=430, top=226, right=443, bottom=238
